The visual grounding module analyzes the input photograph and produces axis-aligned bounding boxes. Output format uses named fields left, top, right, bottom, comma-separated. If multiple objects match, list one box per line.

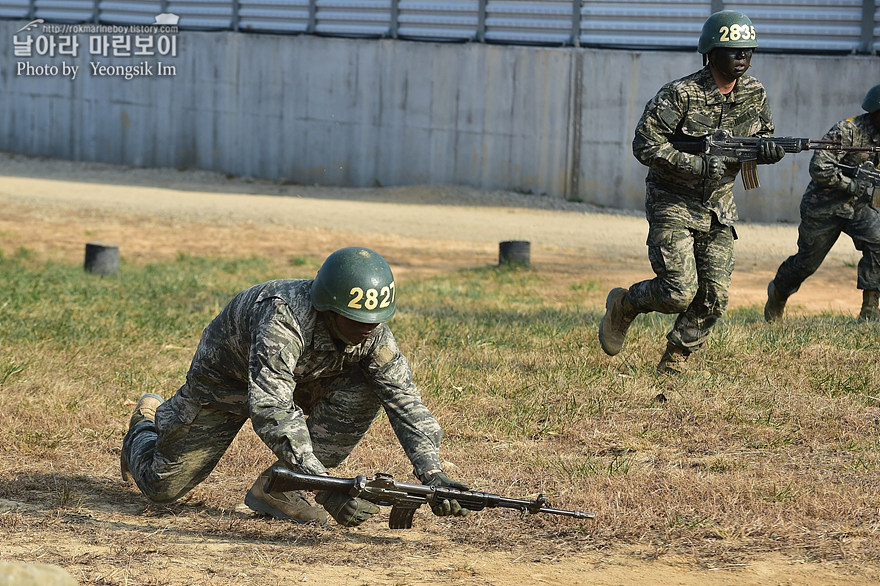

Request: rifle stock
left=264, top=465, right=595, bottom=529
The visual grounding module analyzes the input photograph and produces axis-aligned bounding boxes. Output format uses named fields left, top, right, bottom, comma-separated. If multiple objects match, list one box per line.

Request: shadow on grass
left=2, top=471, right=411, bottom=546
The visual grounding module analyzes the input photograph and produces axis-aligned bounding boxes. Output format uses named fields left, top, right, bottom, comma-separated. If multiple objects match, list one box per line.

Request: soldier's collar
left=314, top=314, right=341, bottom=351
left=699, top=67, right=737, bottom=105
left=317, top=311, right=363, bottom=352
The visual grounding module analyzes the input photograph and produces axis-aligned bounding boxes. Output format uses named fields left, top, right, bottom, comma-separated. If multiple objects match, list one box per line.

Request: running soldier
left=765, top=84, right=880, bottom=322
left=121, top=246, right=469, bottom=526
left=598, top=10, right=786, bottom=373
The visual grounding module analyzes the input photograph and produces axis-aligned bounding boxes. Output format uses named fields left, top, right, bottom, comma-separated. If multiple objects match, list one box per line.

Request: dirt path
left=0, top=152, right=867, bottom=316
left=1, top=153, right=875, bottom=585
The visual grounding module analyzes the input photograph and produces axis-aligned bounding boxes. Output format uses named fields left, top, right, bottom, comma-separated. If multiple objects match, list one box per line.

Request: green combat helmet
left=698, top=10, right=758, bottom=54
left=863, top=84, right=880, bottom=113
left=311, top=247, right=397, bottom=323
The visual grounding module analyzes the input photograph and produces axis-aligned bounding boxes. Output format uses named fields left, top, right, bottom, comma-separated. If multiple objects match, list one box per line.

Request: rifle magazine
left=741, top=161, right=759, bottom=190
left=388, top=504, right=419, bottom=529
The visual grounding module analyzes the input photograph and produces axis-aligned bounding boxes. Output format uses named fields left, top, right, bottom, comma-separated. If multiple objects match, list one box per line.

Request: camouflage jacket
left=801, top=113, right=880, bottom=220
left=633, top=66, right=774, bottom=228
left=178, top=279, right=443, bottom=476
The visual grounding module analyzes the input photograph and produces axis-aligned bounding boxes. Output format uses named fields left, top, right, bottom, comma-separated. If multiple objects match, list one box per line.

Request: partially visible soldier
left=598, top=10, right=786, bottom=374
left=764, top=84, right=880, bottom=322
left=121, top=246, right=469, bottom=526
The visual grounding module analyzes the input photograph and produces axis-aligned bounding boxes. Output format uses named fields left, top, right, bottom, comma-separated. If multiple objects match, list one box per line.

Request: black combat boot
left=764, top=281, right=788, bottom=323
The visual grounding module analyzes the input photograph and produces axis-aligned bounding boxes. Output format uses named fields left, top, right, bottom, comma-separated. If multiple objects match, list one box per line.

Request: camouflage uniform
left=771, top=114, right=880, bottom=296
left=629, top=66, right=775, bottom=352
left=122, top=279, right=444, bottom=503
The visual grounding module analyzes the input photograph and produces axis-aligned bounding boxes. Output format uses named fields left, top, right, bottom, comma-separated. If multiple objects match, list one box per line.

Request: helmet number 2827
left=719, top=24, right=756, bottom=42
left=348, top=283, right=395, bottom=311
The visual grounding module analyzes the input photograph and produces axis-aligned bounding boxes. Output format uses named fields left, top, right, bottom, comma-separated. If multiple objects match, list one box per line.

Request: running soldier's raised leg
left=769, top=215, right=844, bottom=320
left=665, top=221, right=734, bottom=356
left=627, top=223, right=699, bottom=316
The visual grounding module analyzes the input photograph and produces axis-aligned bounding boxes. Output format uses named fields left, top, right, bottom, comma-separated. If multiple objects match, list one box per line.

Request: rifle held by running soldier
left=264, top=465, right=595, bottom=529
left=838, top=162, right=880, bottom=207
left=673, top=129, right=880, bottom=190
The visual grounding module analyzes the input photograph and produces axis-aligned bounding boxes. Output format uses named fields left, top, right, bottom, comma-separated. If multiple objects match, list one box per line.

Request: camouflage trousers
left=627, top=217, right=735, bottom=352
left=772, top=207, right=880, bottom=296
left=122, top=368, right=385, bottom=503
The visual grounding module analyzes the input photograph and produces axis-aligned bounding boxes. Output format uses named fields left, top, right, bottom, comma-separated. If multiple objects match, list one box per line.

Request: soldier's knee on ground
left=146, top=490, right=185, bottom=505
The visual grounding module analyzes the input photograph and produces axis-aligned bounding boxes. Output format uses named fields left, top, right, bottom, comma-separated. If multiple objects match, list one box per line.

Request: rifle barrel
left=539, top=506, right=596, bottom=520
left=809, top=143, right=880, bottom=152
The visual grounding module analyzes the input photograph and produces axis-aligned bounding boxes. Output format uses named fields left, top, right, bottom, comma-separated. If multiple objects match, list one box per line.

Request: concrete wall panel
left=2, top=20, right=880, bottom=221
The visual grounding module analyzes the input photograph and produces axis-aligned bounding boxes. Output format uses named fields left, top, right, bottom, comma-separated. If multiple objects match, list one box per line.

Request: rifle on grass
left=673, top=129, right=880, bottom=190
left=264, top=465, right=595, bottom=529
left=838, top=162, right=880, bottom=207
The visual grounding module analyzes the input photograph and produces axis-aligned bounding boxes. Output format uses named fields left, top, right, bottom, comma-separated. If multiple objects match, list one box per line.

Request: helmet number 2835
left=348, top=283, right=395, bottom=311
left=719, top=24, right=756, bottom=42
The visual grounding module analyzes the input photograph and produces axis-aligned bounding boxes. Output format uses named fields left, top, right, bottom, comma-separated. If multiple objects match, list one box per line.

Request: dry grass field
left=2, top=153, right=880, bottom=585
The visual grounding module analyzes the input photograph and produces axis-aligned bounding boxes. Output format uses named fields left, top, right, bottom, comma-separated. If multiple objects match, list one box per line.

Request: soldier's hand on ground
left=691, top=155, right=726, bottom=180
left=422, top=471, right=471, bottom=517
left=757, top=139, right=786, bottom=164
left=314, top=490, right=379, bottom=527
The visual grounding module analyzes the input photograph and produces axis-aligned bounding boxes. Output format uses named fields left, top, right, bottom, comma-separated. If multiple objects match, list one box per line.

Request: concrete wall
left=1, top=20, right=879, bottom=222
